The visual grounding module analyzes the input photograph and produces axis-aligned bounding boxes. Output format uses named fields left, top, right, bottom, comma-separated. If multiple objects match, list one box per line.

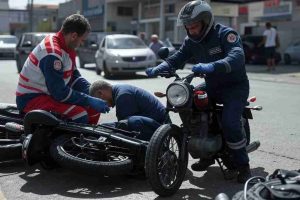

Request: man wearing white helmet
left=146, top=0, right=251, bottom=183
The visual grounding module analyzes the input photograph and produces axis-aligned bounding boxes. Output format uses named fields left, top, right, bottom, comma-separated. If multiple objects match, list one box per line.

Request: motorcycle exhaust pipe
left=246, top=140, right=260, bottom=153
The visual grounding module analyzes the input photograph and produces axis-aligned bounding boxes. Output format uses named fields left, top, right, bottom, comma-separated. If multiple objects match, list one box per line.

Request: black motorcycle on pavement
left=0, top=104, right=148, bottom=174
left=144, top=48, right=262, bottom=196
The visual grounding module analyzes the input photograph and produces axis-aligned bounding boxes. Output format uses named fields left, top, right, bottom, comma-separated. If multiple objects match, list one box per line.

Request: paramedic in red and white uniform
left=16, top=14, right=109, bottom=124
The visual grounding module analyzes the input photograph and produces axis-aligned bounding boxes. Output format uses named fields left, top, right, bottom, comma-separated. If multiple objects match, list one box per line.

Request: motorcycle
left=0, top=103, right=149, bottom=174
left=144, top=47, right=263, bottom=196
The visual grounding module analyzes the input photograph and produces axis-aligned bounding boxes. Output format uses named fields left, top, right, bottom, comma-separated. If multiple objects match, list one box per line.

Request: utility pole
left=159, top=0, right=165, bottom=39
left=29, top=0, right=33, bottom=32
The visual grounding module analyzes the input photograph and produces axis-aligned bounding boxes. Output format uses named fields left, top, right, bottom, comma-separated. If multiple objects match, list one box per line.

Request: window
left=101, top=39, right=105, bottom=48
left=165, top=4, right=175, bottom=14
left=117, top=6, right=133, bottom=16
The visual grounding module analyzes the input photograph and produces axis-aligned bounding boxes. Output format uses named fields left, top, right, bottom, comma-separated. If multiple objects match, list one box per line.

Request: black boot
left=237, top=164, right=252, bottom=183
left=191, top=159, right=215, bottom=171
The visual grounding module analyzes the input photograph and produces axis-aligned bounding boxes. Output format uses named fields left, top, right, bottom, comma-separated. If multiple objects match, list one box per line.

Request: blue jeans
left=127, top=116, right=161, bottom=141
left=102, top=116, right=162, bottom=141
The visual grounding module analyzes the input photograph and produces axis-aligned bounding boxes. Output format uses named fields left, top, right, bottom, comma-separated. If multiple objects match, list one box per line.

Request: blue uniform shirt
left=166, top=24, right=249, bottom=101
left=112, top=84, right=166, bottom=123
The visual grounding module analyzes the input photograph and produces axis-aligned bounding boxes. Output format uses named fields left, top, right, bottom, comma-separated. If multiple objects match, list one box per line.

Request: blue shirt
left=112, top=84, right=166, bottom=123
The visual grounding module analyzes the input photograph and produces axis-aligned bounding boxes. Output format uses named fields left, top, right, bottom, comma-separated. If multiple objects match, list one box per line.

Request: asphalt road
left=0, top=60, right=299, bottom=200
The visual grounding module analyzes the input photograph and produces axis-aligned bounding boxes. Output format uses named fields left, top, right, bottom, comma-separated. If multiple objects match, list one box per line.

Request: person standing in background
left=149, top=34, right=164, bottom=59
left=258, top=22, right=279, bottom=71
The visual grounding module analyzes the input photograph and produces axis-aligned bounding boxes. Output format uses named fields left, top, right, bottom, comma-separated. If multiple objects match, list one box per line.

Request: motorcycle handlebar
left=157, top=71, right=204, bottom=81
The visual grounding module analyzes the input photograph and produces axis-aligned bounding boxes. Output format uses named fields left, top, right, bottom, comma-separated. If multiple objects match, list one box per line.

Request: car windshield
left=107, top=37, right=146, bottom=49
left=0, top=37, right=17, bottom=44
left=163, top=38, right=173, bottom=48
left=33, top=35, right=47, bottom=45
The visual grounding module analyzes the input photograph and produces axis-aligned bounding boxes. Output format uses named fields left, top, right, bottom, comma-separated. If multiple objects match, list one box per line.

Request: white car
left=0, top=35, right=18, bottom=59
left=284, top=40, right=300, bottom=64
left=95, top=34, right=156, bottom=78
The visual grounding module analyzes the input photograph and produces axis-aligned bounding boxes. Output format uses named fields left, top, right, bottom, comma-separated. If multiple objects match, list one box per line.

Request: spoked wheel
left=145, top=124, right=188, bottom=197
left=50, top=135, right=133, bottom=175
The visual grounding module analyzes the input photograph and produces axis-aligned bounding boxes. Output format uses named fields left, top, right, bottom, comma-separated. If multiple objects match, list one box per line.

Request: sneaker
left=191, top=159, right=215, bottom=171
left=237, top=164, right=252, bottom=183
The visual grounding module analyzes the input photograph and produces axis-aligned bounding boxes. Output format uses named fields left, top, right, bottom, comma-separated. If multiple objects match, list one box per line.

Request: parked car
left=15, top=32, right=51, bottom=73
left=76, top=32, right=108, bottom=68
left=162, top=38, right=176, bottom=56
left=242, top=35, right=281, bottom=65
left=0, top=35, right=18, bottom=59
left=283, top=40, right=300, bottom=64
left=95, top=34, right=156, bottom=78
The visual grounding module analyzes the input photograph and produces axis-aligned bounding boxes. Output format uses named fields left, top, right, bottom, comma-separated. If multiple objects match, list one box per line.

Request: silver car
left=95, top=34, right=156, bottom=78
left=0, top=35, right=18, bottom=59
left=284, top=40, right=300, bottom=64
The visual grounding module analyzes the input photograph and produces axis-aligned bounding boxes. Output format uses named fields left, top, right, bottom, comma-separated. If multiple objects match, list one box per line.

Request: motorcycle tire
left=145, top=124, right=188, bottom=197
left=0, top=143, right=22, bottom=161
left=49, top=135, right=133, bottom=176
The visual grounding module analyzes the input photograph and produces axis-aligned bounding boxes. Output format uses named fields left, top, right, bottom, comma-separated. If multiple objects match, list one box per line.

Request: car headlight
left=107, top=53, right=120, bottom=62
left=167, top=82, right=190, bottom=107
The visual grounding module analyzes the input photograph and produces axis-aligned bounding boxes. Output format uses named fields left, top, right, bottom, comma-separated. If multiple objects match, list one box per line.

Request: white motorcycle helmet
left=177, top=0, right=214, bottom=42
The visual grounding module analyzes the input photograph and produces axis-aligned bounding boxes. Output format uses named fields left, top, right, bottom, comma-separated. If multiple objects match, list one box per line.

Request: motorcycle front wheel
left=145, top=124, right=188, bottom=197
left=50, top=135, right=133, bottom=176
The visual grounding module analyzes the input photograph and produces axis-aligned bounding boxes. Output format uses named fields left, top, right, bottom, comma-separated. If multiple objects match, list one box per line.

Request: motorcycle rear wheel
left=145, top=124, right=188, bottom=197
left=50, top=135, right=133, bottom=176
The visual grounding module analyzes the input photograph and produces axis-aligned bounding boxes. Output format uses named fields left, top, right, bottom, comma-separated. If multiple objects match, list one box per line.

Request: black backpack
left=233, top=169, right=300, bottom=200
left=216, top=169, right=300, bottom=200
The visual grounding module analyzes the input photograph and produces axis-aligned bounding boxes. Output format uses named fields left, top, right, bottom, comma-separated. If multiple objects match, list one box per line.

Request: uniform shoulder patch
left=54, top=60, right=62, bottom=70
left=227, top=33, right=237, bottom=43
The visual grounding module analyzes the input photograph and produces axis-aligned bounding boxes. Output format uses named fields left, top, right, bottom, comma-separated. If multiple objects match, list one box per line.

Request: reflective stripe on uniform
left=71, top=110, right=88, bottom=121
left=226, top=138, right=247, bottom=150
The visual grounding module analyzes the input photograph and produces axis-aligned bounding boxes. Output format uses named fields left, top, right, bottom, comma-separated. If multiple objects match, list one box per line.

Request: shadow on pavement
left=0, top=160, right=24, bottom=177
left=18, top=166, right=152, bottom=199
left=0, top=160, right=269, bottom=199
left=154, top=166, right=268, bottom=200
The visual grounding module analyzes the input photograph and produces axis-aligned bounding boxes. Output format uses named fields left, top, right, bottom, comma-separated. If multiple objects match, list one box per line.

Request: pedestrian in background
left=139, top=32, right=148, bottom=45
left=149, top=34, right=164, bottom=59
left=258, top=22, right=280, bottom=71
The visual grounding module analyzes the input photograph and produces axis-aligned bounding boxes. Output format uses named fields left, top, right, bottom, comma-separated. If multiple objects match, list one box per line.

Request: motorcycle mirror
left=154, top=92, right=166, bottom=98
left=157, top=47, right=169, bottom=60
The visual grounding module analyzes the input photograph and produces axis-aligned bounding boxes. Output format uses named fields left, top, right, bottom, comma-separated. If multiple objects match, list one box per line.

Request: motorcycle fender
left=22, top=128, right=50, bottom=166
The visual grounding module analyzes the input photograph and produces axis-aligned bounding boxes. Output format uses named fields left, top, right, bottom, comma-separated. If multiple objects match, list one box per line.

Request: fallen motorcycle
left=0, top=103, right=149, bottom=174
left=144, top=47, right=263, bottom=196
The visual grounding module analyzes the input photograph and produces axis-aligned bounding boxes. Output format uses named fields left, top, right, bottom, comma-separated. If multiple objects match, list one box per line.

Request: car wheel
left=103, top=62, right=112, bottom=79
left=16, top=59, right=22, bottom=73
left=79, top=59, right=85, bottom=68
left=95, top=65, right=102, bottom=75
left=284, top=54, right=291, bottom=65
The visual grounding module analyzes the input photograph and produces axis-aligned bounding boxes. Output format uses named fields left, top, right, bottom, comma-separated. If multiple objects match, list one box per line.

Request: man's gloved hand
left=192, top=63, right=215, bottom=74
left=87, top=96, right=110, bottom=113
left=146, top=61, right=170, bottom=77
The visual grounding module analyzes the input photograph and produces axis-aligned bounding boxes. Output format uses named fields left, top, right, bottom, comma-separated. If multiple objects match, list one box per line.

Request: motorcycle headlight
left=167, top=82, right=190, bottom=107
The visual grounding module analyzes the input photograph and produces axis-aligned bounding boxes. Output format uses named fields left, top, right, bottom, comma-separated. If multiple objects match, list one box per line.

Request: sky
left=9, top=0, right=67, bottom=9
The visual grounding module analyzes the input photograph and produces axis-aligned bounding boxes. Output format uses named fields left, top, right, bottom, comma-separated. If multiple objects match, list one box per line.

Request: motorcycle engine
left=188, top=112, right=222, bottom=159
